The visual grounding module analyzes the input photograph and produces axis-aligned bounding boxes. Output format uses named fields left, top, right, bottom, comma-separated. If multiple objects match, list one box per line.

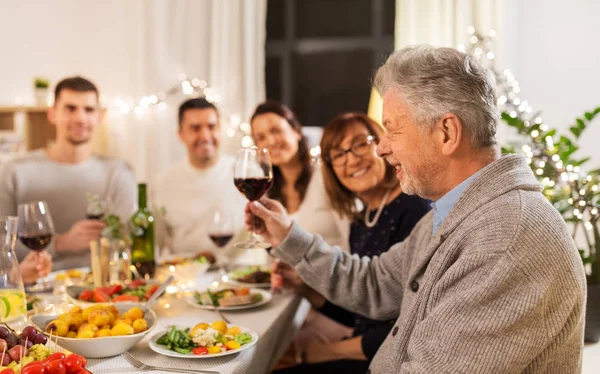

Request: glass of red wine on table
left=17, top=201, right=55, bottom=293
left=208, top=209, right=234, bottom=279
left=233, top=146, right=273, bottom=249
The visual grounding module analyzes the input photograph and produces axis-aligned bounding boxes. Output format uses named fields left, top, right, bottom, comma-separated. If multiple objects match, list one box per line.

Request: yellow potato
left=125, top=307, right=144, bottom=321
left=58, top=313, right=86, bottom=331
left=226, top=326, right=241, bottom=336
left=100, top=325, right=111, bottom=330
left=78, top=323, right=99, bottom=335
left=66, top=331, right=77, bottom=338
left=88, top=310, right=111, bottom=326
left=113, top=318, right=132, bottom=327
left=69, top=306, right=83, bottom=314
left=132, top=319, right=148, bottom=333
left=190, top=322, right=209, bottom=335
left=106, top=305, right=119, bottom=321
left=76, top=330, right=95, bottom=339
left=111, top=323, right=134, bottom=336
left=210, top=320, right=227, bottom=334
left=96, top=329, right=112, bottom=337
left=225, top=341, right=240, bottom=349
left=45, top=320, right=69, bottom=337
left=82, top=305, right=104, bottom=321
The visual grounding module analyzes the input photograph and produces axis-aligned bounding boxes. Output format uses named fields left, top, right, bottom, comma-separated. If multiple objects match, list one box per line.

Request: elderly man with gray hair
left=247, top=45, right=586, bottom=373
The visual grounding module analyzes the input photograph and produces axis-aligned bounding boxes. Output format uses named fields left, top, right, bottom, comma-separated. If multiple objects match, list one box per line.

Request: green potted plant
left=33, top=77, right=50, bottom=106
left=502, top=107, right=600, bottom=342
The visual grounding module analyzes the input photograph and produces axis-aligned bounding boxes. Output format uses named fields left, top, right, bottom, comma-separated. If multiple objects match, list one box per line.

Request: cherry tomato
left=79, top=355, right=87, bottom=368
left=234, top=287, right=249, bottom=296
left=21, top=361, right=46, bottom=374
left=0, top=368, right=15, bottom=374
left=44, top=352, right=66, bottom=364
left=144, top=284, right=160, bottom=300
left=192, top=347, right=208, bottom=355
left=78, top=290, right=93, bottom=302
left=128, top=280, right=146, bottom=288
left=63, top=353, right=84, bottom=373
left=92, top=289, right=110, bottom=303
left=112, top=295, right=140, bottom=302
left=45, top=360, right=67, bottom=374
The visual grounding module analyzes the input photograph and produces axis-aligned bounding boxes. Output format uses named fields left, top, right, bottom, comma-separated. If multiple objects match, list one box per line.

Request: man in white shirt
left=152, top=98, right=247, bottom=256
left=0, top=76, right=136, bottom=271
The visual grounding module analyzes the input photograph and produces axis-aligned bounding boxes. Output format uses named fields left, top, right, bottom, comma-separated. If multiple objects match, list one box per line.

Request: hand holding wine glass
left=17, top=201, right=55, bottom=291
left=233, top=147, right=274, bottom=249
left=244, top=196, right=293, bottom=248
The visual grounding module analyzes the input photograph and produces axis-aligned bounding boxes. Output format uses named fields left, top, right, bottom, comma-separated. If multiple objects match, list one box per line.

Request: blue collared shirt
left=431, top=171, right=482, bottom=235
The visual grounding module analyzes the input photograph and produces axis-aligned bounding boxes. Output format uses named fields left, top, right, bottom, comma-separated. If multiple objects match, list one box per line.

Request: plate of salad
left=148, top=321, right=258, bottom=358
left=66, top=280, right=163, bottom=305
left=187, top=287, right=271, bottom=311
left=226, top=266, right=271, bottom=288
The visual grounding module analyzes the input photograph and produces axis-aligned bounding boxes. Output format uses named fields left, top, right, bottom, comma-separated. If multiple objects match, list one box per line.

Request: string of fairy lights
left=462, top=27, right=600, bottom=241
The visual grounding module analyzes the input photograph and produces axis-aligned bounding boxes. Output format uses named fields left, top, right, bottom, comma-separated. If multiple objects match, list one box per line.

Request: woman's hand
left=20, top=251, right=52, bottom=284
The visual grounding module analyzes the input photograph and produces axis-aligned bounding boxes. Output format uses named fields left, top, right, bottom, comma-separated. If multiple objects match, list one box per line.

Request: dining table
left=37, top=270, right=310, bottom=374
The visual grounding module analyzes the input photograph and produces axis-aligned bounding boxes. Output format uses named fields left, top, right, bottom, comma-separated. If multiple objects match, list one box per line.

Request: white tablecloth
left=80, top=272, right=309, bottom=374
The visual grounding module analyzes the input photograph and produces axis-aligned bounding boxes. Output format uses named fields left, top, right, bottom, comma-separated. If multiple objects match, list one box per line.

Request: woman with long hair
left=250, top=100, right=349, bottom=249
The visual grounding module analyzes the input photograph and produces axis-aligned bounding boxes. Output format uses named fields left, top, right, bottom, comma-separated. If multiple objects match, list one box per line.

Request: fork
left=212, top=305, right=231, bottom=324
left=123, top=351, right=220, bottom=374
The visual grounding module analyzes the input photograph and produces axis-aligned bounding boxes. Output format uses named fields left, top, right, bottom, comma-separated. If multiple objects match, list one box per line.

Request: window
left=265, top=0, right=395, bottom=127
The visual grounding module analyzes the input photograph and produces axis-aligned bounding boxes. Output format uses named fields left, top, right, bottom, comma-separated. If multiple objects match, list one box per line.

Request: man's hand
left=55, top=219, right=106, bottom=254
left=244, top=197, right=293, bottom=248
left=272, top=260, right=325, bottom=308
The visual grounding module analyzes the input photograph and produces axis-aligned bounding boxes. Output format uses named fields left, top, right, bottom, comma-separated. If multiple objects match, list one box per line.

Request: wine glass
left=17, top=201, right=55, bottom=292
left=86, top=195, right=109, bottom=220
left=233, top=147, right=273, bottom=249
left=208, top=209, right=234, bottom=278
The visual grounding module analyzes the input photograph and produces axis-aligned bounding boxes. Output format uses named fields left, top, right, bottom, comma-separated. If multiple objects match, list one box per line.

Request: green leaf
left=569, top=126, right=583, bottom=138
left=585, top=112, right=595, bottom=121
left=594, top=107, right=600, bottom=115
left=570, top=157, right=591, bottom=167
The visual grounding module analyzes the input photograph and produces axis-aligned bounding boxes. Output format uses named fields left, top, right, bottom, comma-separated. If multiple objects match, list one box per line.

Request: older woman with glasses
left=272, top=113, right=430, bottom=373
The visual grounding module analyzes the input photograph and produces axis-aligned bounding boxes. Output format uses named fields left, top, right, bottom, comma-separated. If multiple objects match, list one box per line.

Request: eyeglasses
left=326, top=135, right=375, bottom=166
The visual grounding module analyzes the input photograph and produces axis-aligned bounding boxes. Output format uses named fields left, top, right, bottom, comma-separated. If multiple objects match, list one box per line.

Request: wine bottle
left=130, top=183, right=156, bottom=278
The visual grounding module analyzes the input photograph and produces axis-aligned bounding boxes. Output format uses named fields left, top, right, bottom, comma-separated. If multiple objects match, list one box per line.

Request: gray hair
left=374, top=44, right=498, bottom=148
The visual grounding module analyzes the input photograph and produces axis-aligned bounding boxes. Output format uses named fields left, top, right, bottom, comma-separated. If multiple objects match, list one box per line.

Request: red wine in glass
left=86, top=213, right=104, bottom=220
left=234, top=177, right=274, bottom=201
left=233, top=147, right=273, bottom=249
left=18, top=234, right=53, bottom=252
left=209, top=233, right=234, bottom=247
left=17, top=201, right=55, bottom=292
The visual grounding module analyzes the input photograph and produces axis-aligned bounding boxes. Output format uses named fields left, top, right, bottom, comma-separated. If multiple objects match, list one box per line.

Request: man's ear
left=436, top=113, right=462, bottom=156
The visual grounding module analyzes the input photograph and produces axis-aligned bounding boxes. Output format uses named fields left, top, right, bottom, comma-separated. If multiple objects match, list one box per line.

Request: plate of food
left=156, top=251, right=216, bottom=280
left=226, top=266, right=271, bottom=288
left=148, top=321, right=258, bottom=358
left=187, top=287, right=271, bottom=311
left=66, top=280, right=162, bottom=305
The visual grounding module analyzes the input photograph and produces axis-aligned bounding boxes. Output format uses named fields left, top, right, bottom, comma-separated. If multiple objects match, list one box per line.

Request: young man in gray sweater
left=246, top=45, right=586, bottom=373
left=0, top=77, right=136, bottom=271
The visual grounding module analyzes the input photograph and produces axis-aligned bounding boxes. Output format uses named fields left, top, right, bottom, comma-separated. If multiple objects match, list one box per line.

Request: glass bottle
left=130, top=184, right=156, bottom=279
left=0, top=216, right=28, bottom=332
left=109, top=239, right=132, bottom=284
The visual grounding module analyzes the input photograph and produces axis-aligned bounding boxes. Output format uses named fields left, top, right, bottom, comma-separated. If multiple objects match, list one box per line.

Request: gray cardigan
left=273, top=154, right=586, bottom=373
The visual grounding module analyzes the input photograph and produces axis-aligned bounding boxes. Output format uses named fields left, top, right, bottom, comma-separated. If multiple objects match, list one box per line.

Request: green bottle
left=130, top=183, right=156, bottom=278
